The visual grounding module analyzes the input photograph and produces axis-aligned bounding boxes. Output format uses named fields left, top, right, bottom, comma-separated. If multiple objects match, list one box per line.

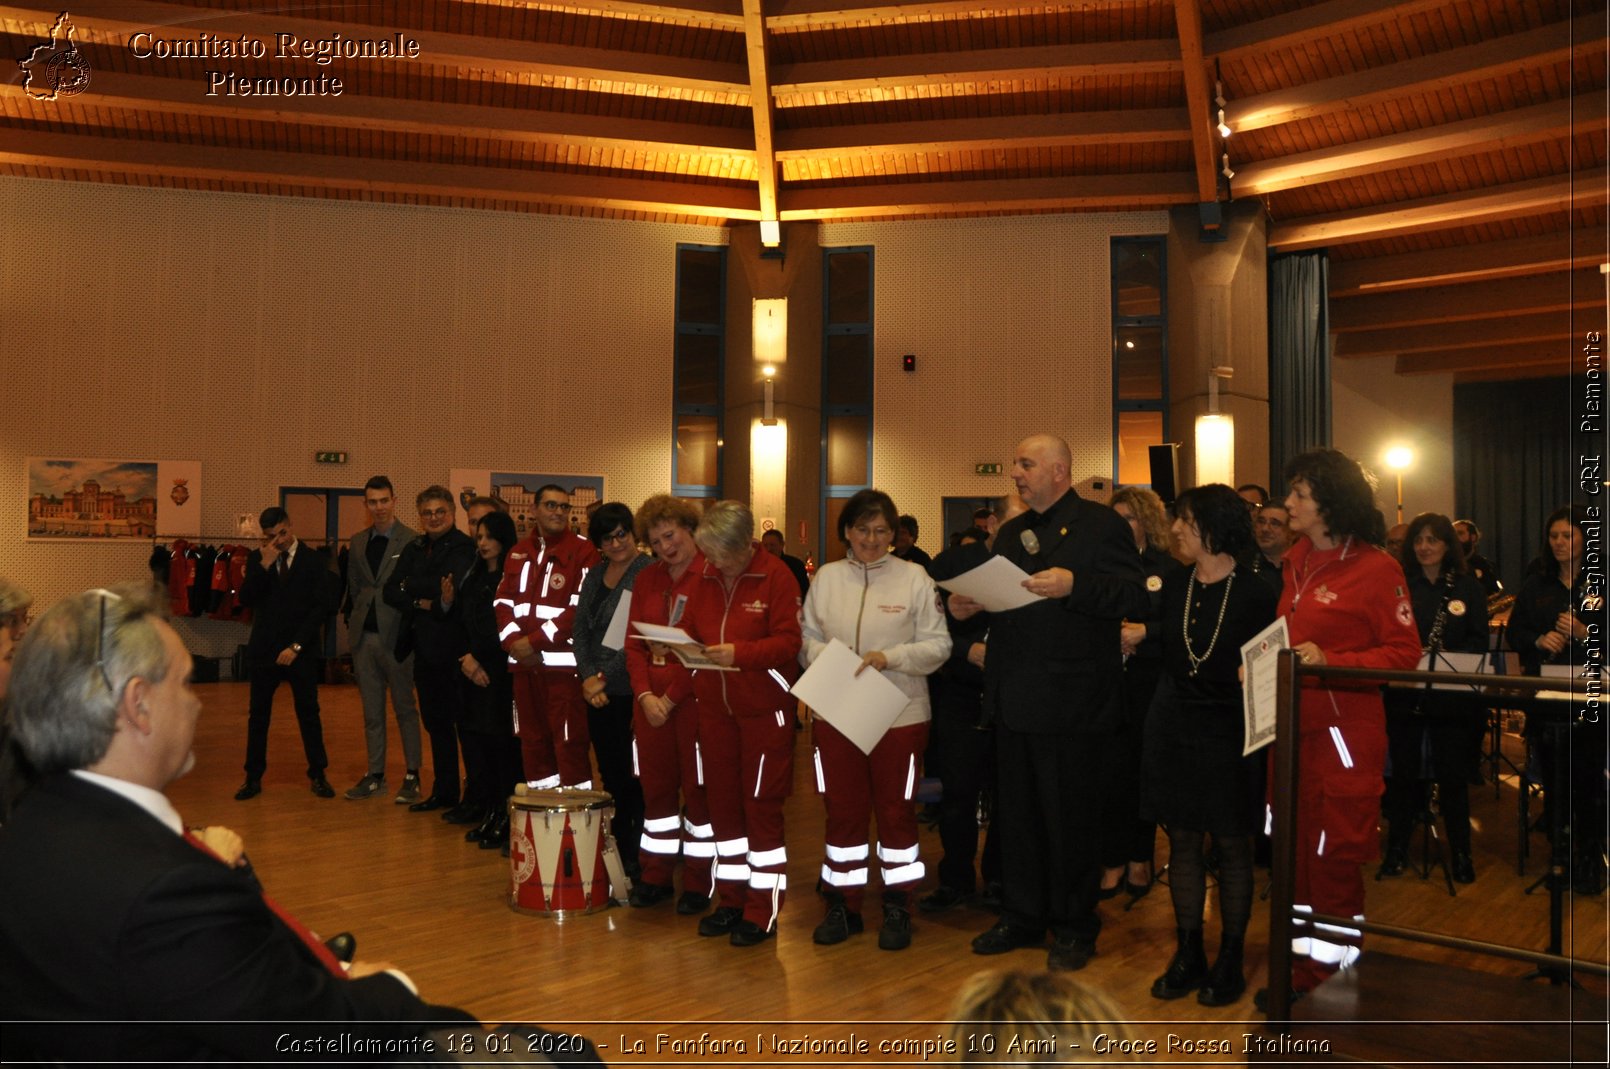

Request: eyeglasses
left=89, top=589, right=122, bottom=694
left=2, top=610, right=31, bottom=639
left=419, top=507, right=450, bottom=519
left=600, top=529, right=633, bottom=546
left=538, top=501, right=569, bottom=512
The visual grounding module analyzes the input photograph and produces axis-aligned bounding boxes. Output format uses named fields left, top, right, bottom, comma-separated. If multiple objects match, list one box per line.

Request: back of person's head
left=947, top=969, right=1132, bottom=1064
left=8, top=585, right=169, bottom=775
left=1177, top=483, right=1254, bottom=558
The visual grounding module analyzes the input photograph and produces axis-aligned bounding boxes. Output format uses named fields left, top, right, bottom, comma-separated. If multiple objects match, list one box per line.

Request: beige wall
left=1332, top=354, right=1456, bottom=523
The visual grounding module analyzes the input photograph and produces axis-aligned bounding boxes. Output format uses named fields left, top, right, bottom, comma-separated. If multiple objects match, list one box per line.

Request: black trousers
left=414, top=663, right=463, bottom=803
left=929, top=673, right=999, bottom=892
left=995, top=723, right=1109, bottom=943
left=589, top=694, right=645, bottom=862
left=243, top=655, right=327, bottom=779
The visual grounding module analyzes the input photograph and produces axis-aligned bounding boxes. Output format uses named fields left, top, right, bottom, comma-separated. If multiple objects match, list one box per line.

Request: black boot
left=1150, top=928, right=1208, bottom=1000
left=466, top=809, right=500, bottom=844
left=477, top=812, right=510, bottom=851
left=1197, top=932, right=1246, bottom=1007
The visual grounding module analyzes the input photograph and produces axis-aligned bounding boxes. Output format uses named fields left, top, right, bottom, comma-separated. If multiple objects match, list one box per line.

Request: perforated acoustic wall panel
left=822, top=212, right=1169, bottom=552
left=0, top=176, right=726, bottom=640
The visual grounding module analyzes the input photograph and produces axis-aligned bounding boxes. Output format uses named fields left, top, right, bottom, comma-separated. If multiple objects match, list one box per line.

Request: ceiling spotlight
left=1220, top=153, right=1235, bottom=181
left=1214, top=80, right=1231, bottom=138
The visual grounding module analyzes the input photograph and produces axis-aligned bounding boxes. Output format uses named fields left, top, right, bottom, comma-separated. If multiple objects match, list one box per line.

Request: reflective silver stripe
left=749, top=845, right=787, bottom=868
left=1329, top=725, right=1355, bottom=769
left=631, top=738, right=640, bottom=777
left=753, top=754, right=766, bottom=797
left=1317, top=830, right=1327, bottom=856
left=519, top=561, right=531, bottom=592
left=882, top=860, right=925, bottom=884
left=569, top=594, right=580, bottom=606
left=1308, top=938, right=1362, bottom=967
left=684, top=818, right=713, bottom=838
left=531, top=775, right=560, bottom=789
left=541, top=650, right=576, bottom=666
left=813, top=748, right=826, bottom=794
left=566, top=778, right=594, bottom=790
left=683, top=841, right=717, bottom=858
left=715, top=863, right=750, bottom=880
left=493, top=597, right=516, bottom=610
left=644, top=815, right=681, bottom=834
left=498, top=622, right=522, bottom=641
left=695, top=741, right=704, bottom=785
left=819, top=865, right=867, bottom=886
left=775, top=708, right=786, bottom=727
left=903, top=754, right=916, bottom=800
left=826, top=842, right=870, bottom=862
left=749, top=871, right=787, bottom=891
left=532, top=605, right=565, bottom=619
left=540, top=562, right=552, bottom=599
left=513, top=603, right=532, bottom=619
left=715, top=837, right=750, bottom=857
left=640, top=837, right=681, bottom=855
left=768, top=668, right=789, bottom=690
left=541, top=620, right=559, bottom=642
left=876, top=842, right=919, bottom=864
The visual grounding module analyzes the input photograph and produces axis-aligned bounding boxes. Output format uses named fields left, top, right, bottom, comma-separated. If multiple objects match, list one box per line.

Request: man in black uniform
left=1454, top=518, right=1503, bottom=598
left=953, top=434, right=1146, bottom=971
left=893, top=515, right=934, bottom=571
left=1246, top=502, right=1293, bottom=593
left=235, top=507, right=337, bottom=800
left=385, top=486, right=477, bottom=819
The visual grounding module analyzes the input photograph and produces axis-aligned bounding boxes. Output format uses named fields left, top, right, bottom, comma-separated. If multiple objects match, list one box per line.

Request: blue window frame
left=1111, top=237, right=1168, bottom=486
left=673, top=244, right=725, bottom=498
left=820, top=247, right=873, bottom=560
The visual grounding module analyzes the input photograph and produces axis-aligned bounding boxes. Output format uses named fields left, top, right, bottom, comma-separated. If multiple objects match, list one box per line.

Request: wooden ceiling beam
left=1453, top=364, right=1572, bottom=384
left=1330, top=269, right=1601, bottom=331
left=766, top=0, right=1117, bottom=31
left=0, top=1, right=749, bottom=95
left=777, top=171, right=1195, bottom=217
left=1234, top=92, right=1593, bottom=197
left=1171, top=0, right=1219, bottom=206
left=1395, top=343, right=1579, bottom=377
left=510, top=0, right=745, bottom=31
left=740, top=0, right=779, bottom=231
left=1205, top=0, right=1451, bottom=61
left=1226, top=18, right=1589, bottom=134
left=773, top=107, right=1188, bottom=158
left=0, top=69, right=756, bottom=158
left=1330, top=228, right=1606, bottom=295
left=0, top=128, right=762, bottom=218
left=1335, top=312, right=1573, bottom=357
left=771, top=40, right=1180, bottom=95
left=1268, top=169, right=1609, bottom=250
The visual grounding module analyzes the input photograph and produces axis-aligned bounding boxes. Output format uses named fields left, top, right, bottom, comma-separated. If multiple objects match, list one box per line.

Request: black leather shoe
left=878, top=904, right=912, bottom=951
left=1376, top=845, right=1408, bottom=879
left=917, top=885, right=967, bottom=914
left=443, top=803, right=485, bottom=826
left=676, top=892, right=711, bottom=915
left=629, top=883, right=674, bottom=908
left=323, top=932, right=357, bottom=963
left=1151, top=929, right=1209, bottom=998
left=1451, top=852, right=1476, bottom=885
left=477, top=814, right=510, bottom=850
left=1197, top=957, right=1247, bottom=1006
left=1047, top=935, right=1096, bottom=971
left=310, top=777, right=335, bottom=798
left=409, top=794, right=447, bottom=813
left=466, top=811, right=499, bottom=843
left=730, top=920, right=773, bottom=946
left=697, top=906, right=743, bottom=937
left=234, top=780, right=262, bottom=801
left=971, top=923, right=1044, bottom=955
left=812, top=902, right=864, bottom=945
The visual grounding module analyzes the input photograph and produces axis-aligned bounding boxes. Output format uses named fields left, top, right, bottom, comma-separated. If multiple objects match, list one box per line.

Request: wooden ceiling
left=2, top=0, right=1605, bottom=380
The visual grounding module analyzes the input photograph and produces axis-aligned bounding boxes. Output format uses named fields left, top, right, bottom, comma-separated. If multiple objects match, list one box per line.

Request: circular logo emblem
left=1448, top=599, right=1466, bottom=617
left=550, top=572, right=566, bottom=591
left=1145, top=575, right=1163, bottom=592
left=1396, top=601, right=1414, bottom=627
left=47, top=50, right=91, bottom=97
left=512, top=824, right=536, bottom=884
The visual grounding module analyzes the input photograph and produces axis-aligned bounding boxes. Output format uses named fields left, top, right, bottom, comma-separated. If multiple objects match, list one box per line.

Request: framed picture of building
left=27, top=458, right=202, bottom=540
left=449, top=469, right=603, bottom=541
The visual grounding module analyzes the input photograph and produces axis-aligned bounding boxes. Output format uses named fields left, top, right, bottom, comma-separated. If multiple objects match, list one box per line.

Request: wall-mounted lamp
left=759, top=219, right=781, bottom=247
left=1194, top=366, right=1235, bottom=486
left=753, top=298, right=787, bottom=366
left=1384, top=445, right=1413, bottom=524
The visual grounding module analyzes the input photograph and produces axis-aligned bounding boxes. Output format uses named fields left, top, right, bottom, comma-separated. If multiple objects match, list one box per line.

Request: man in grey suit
left=343, top=475, right=422, bottom=803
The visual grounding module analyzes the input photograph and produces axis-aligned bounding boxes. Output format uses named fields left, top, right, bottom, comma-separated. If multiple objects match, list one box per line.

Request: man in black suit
left=235, top=506, right=337, bottom=800
left=0, top=585, right=474, bottom=1062
left=953, top=434, right=1146, bottom=971
left=760, top=528, right=810, bottom=597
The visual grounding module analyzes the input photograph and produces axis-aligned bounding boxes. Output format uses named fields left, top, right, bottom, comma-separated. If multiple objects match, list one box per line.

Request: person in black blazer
left=235, top=506, right=337, bottom=799
left=0, top=585, right=474, bottom=1063
left=953, top=435, right=1148, bottom=972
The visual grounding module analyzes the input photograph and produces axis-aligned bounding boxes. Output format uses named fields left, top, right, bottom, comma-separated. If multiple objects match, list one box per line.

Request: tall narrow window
left=674, top=245, right=725, bottom=498
left=821, top=247, right=873, bottom=563
left=1112, top=237, right=1168, bottom=486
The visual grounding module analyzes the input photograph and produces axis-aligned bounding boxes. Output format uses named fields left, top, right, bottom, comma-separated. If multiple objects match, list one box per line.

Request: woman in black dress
left=1142, top=484, right=1278, bottom=1008
left=1379, top=512, right=1488, bottom=884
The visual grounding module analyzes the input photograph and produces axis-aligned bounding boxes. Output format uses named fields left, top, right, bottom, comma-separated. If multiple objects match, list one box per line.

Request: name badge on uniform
left=1448, top=599, right=1466, bottom=616
left=669, top=593, right=688, bottom=627
left=1146, top=575, right=1163, bottom=592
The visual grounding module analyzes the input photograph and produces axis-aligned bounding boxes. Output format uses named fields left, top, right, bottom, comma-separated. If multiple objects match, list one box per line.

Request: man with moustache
left=1454, top=518, right=1503, bottom=597
left=952, top=434, right=1147, bottom=971
left=1246, top=502, right=1294, bottom=594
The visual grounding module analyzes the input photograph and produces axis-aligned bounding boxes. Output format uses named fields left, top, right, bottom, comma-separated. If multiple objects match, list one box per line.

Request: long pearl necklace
left=1182, top=565, right=1234, bottom=677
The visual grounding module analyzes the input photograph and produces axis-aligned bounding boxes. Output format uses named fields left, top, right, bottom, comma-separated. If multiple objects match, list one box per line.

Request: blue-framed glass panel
left=821, top=246, right=874, bottom=559
left=1111, top=237, right=1168, bottom=486
left=673, top=244, right=725, bottom=498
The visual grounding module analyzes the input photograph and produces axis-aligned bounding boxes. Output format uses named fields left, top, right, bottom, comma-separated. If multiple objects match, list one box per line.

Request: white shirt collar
left=70, top=769, right=184, bottom=835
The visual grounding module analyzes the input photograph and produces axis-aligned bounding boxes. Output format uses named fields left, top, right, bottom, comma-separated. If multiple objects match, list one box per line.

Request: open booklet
left=629, top=620, right=737, bottom=671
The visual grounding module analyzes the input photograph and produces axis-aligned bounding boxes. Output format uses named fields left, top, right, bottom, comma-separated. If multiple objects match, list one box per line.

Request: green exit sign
left=975, top=463, right=1003, bottom=475
left=314, top=451, right=348, bottom=464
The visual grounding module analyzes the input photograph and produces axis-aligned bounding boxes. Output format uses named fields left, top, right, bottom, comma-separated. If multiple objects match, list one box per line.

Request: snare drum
left=509, top=787, right=619, bottom=918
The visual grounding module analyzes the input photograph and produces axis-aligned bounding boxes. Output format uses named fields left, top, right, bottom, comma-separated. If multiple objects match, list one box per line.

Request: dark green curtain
left=1453, top=376, right=1574, bottom=594
left=1268, top=252, right=1331, bottom=489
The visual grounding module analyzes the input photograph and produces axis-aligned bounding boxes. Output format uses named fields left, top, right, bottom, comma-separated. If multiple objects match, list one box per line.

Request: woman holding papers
left=1379, top=513, right=1488, bottom=884
left=1141, top=485, right=1276, bottom=1007
left=800, top=489, right=951, bottom=951
left=623, top=496, right=714, bottom=913
left=573, top=502, right=651, bottom=877
left=684, top=501, right=804, bottom=946
left=1272, top=449, right=1421, bottom=1001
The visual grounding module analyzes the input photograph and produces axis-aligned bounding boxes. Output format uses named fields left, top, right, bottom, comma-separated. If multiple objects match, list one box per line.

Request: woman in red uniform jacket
left=1275, top=449, right=1422, bottom=999
left=682, top=501, right=803, bottom=947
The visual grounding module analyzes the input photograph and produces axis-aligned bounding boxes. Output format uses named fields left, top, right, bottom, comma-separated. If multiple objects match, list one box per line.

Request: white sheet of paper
left=602, top=591, right=632, bottom=650
left=1241, top=616, right=1290, bottom=756
left=790, top=638, right=910, bottom=755
left=1385, top=650, right=1487, bottom=693
left=631, top=621, right=696, bottom=645
left=628, top=619, right=736, bottom=671
left=934, top=555, right=1044, bottom=613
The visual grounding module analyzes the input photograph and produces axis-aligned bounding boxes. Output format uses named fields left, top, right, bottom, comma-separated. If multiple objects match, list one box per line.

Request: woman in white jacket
left=801, top=488, right=951, bottom=951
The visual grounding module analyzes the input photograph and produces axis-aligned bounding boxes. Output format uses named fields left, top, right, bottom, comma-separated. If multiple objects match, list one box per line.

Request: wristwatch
left=291, top=643, right=303, bottom=654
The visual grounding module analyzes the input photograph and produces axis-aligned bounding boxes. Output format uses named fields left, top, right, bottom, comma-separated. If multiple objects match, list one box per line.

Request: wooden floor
left=167, top=682, right=1608, bottom=1066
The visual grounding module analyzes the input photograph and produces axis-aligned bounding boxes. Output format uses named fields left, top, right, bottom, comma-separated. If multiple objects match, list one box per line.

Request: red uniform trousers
left=813, top=719, right=929, bottom=914
left=1288, top=693, right=1385, bottom=992
left=633, top=696, right=713, bottom=894
left=700, top=703, right=794, bottom=932
left=512, top=668, right=593, bottom=788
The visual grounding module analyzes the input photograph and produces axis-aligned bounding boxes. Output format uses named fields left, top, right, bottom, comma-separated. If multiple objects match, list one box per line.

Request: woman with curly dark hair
left=1379, top=513, right=1488, bottom=884
left=1141, top=485, right=1278, bottom=1008
left=1273, top=448, right=1422, bottom=1000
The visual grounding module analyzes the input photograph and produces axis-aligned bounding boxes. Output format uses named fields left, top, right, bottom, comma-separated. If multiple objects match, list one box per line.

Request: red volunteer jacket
left=493, top=527, right=601, bottom=672
left=682, top=544, right=803, bottom=717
